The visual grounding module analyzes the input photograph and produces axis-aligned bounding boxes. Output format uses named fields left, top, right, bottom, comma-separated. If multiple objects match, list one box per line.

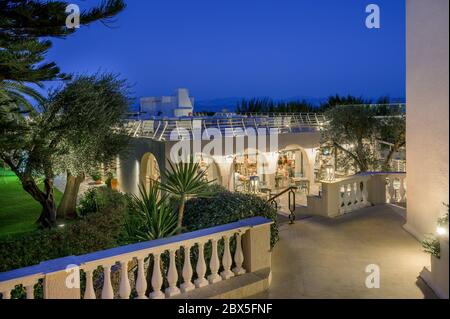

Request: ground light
left=436, top=226, right=447, bottom=236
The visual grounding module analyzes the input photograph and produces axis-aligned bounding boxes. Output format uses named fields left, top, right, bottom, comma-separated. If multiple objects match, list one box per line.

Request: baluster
left=339, top=185, right=345, bottom=214
left=180, top=245, right=195, bottom=293
left=347, top=184, right=353, bottom=207
left=84, top=269, right=96, bottom=299
left=232, top=233, right=246, bottom=275
left=135, top=257, right=147, bottom=299
left=25, top=284, right=34, bottom=299
left=386, top=178, right=394, bottom=203
left=1, top=289, right=11, bottom=299
left=347, top=183, right=352, bottom=209
left=341, top=184, right=348, bottom=214
left=364, top=180, right=369, bottom=204
left=101, top=264, right=114, bottom=299
left=165, top=249, right=181, bottom=297
left=119, top=260, right=131, bottom=299
left=403, top=177, right=407, bottom=201
left=194, top=242, right=208, bottom=288
left=356, top=182, right=362, bottom=207
left=208, top=239, right=222, bottom=284
left=399, top=176, right=407, bottom=203
left=149, top=253, right=164, bottom=299
left=220, top=235, right=234, bottom=280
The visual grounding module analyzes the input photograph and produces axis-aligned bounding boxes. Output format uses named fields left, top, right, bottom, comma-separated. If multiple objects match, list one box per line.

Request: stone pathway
left=252, top=204, right=436, bottom=299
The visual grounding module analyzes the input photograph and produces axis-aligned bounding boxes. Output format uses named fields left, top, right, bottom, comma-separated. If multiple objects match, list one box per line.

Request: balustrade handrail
left=267, top=186, right=298, bottom=202
left=0, top=216, right=272, bottom=297
left=267, top=186, right=298, bottom=224
left=0, top=217, right=270, bottom=282
left=124, top=113, right=326, bottom=140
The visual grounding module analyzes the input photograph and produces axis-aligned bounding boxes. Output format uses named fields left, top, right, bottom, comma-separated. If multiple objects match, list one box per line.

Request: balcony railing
left=124, top=113, right=326, bottom=141
left=307, top=172, right=407, bottom=218
left=0, top=217, right=272, bottom=299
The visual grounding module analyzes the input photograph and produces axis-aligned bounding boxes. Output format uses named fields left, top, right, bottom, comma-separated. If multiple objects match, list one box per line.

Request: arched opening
left=140, top=152, right=161, bottom=192
left=195, top=153, right=222, bottom=185
left=232, top=149, right=267, bottom=193
left=276, top=146, right=312, bottom=192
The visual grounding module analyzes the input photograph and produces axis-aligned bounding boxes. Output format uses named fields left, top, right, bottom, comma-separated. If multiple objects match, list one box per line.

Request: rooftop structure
left=125, top=113, right=326, bottom=141
left=140, top=88, right=194, bottom=118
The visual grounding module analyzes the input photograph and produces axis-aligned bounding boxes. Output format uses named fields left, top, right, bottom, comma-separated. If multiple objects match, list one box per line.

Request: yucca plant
left=128, top=180, right=179, bottom=241
left=160, top=160, right=214, bottom=232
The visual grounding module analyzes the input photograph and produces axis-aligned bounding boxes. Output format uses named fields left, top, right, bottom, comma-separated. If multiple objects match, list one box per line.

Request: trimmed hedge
left=0, top=187, right=130, bottom=272
left=183, top=188, right=279, bottom=248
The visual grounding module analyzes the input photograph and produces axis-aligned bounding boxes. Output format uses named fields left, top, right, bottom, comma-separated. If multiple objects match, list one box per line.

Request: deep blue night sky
left=46, top=0, right=406, bottom=104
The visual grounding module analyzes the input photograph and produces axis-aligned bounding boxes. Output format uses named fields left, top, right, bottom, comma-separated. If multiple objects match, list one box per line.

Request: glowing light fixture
left=436, top=226, right=447, bottom=236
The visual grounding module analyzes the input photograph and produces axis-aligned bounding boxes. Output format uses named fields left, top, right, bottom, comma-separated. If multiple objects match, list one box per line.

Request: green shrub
left=90, top=171, right=102, bottom=182
left=77, top=186, right=127, bottom=217
left=422, top=237, right=441, bottom=258
left=0, top=188, right=130, bottom=272
left=183, top=189, right=279, bottom=248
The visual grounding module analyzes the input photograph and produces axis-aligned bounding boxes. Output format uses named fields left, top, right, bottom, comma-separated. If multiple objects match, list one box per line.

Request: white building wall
left=140, top=88, right=194, bottom=117
left=405, top=0, right=449, bottom=239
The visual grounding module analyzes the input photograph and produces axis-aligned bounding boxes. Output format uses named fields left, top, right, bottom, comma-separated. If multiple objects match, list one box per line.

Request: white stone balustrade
left=307, top=172, right=407, bottom=218
left=0, top=217, right=272, bottom=299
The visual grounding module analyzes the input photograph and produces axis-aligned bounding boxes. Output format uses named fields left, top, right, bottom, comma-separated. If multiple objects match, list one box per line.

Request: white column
left=232, top=233, right=246, bottom=275
left=180, top=245, right=195, bottom=293
left=194, top=242, right=209, bottom=288
left=149, top=253, right=165, bottom=299
left=208, top=239, right=222, bottom=284
left=84, top=269, right=96, bottom=299
left=220, top=235, right=234, bottom=280
left=119, top=260, right=131, bottom=299
left=101, top=264, right=114, bottom=299
left=165, top=249, right=181, bottom=297
left=135, top=257, right=147, bottom=299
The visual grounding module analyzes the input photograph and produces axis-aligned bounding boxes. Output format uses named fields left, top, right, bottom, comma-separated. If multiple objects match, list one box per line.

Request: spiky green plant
left=160, top=160, right=214, bottom=232
left=128, top=181, right=179, bottom=241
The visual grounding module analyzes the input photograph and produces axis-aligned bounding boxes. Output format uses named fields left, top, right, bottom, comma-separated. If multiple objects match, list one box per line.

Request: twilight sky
left=46, top=0, right=406, bottom=102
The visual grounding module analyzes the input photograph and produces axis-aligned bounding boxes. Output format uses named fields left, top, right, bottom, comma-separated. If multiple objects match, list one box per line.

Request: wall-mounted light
left=437, top=226, right=448, bottom=236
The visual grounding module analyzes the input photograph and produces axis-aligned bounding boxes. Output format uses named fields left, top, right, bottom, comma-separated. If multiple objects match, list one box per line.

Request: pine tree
left=0, top=0, right=126, bottom=228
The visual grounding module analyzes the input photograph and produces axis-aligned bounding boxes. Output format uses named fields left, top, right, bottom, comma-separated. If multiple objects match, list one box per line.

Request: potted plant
left=105, top=171, right=119, bottom=190
left=90, top=171, right=102, bottom=185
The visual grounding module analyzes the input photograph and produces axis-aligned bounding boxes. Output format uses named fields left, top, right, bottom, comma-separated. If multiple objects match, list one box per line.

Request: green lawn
left=0, top=173, right=63, bottom=240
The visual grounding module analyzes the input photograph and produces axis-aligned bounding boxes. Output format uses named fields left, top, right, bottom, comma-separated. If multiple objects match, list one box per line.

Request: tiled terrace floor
left=252, top=204, right=436, bottom=299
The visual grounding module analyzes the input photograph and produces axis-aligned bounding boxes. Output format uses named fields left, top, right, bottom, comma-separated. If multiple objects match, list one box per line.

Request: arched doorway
left=232, top=149, right=268, bottom=193
left=195, top=153, right=222, bottom=185
left=140, top=153, right=161, bottom=192
left=276, top=146, right=312, bottom=192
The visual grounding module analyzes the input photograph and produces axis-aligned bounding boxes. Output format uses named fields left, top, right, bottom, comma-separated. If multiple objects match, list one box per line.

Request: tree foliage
left=236, top=97, right=316, bottom=113
left=160, top=160, right=213, bottom=232
left=0, top=73, right=131, bottom=227
left=322, top=104, right=405, bottom=173
left=0, top=0, right=126, bottom=227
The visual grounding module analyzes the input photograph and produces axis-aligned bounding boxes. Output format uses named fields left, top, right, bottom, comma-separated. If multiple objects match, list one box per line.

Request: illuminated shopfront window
left=233, top=152, right=262, bottom=193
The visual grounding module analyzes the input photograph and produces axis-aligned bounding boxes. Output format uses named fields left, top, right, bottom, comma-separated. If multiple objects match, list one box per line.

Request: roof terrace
left=124, top=113, right=326, bottom=141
